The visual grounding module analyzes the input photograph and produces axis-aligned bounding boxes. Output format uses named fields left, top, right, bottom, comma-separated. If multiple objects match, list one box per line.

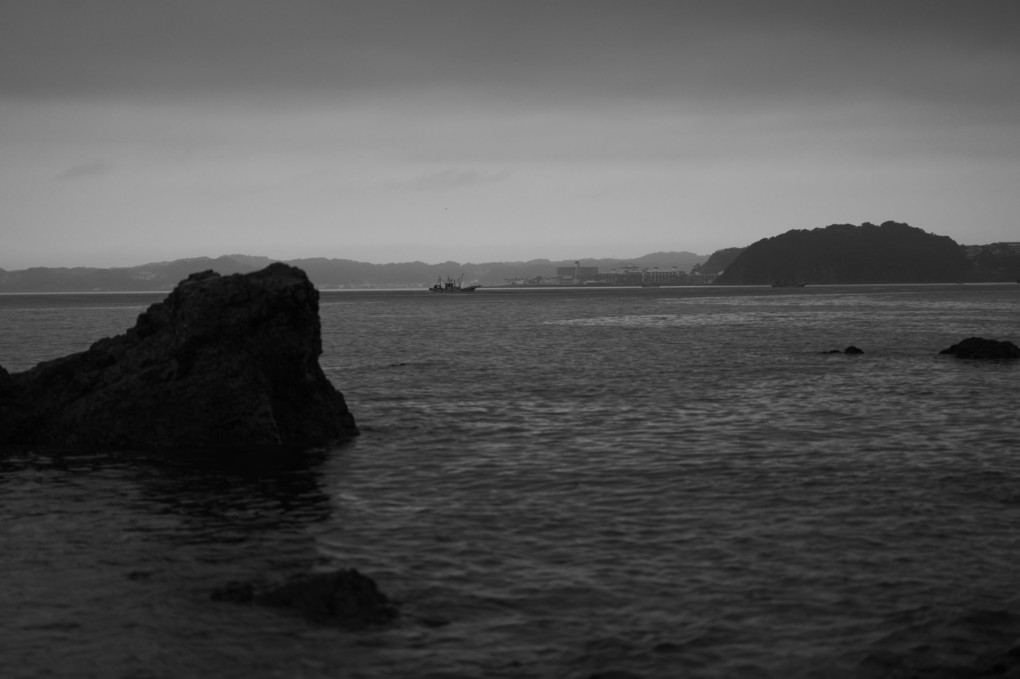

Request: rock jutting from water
left=939, top=337, right=1020, bottom=359
left=0, top=263, right=358, bottom=450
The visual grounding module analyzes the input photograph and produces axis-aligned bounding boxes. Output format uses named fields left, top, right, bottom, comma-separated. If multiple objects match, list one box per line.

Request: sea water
left=1, top=284, right=1019, bottom=678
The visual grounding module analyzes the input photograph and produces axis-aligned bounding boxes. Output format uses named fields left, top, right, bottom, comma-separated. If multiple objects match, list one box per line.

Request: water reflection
left=131, top=448, right=334, bottom=552
left=2, top=447, right=343, bottom=587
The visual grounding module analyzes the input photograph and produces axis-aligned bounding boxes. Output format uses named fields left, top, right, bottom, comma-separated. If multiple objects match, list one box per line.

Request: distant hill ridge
left=0, top=252, right=707, bottom=292
left=3, top=222, right=1017, bottom=292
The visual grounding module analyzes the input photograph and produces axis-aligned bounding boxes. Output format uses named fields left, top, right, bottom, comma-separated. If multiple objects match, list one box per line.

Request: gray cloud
left=3, top=0, right=1018, bottom=117
left=381, top=167, right=511, bottom=192
left=54, top=160, right=113, bottom=181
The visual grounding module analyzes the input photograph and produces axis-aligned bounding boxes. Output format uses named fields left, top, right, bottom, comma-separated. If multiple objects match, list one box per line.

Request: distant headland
left=715, top=221, right=1020, bottom=286
left=1, top=222, right=1017, bottom=292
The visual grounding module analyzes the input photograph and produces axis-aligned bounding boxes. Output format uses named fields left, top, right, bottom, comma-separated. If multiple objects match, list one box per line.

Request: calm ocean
left=2, top=284, right=1019, bottom=678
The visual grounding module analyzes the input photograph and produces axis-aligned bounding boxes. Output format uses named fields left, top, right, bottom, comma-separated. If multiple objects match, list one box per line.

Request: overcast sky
left=2, top=0, right=1018, bottom=268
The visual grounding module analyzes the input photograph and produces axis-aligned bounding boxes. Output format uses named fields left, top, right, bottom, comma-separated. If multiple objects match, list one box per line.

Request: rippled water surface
left=2, top=284, right=1020, bottom=678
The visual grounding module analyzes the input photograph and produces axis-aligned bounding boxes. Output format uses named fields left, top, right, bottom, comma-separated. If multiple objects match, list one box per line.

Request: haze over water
left=2, top=284, right=1019, bottom=678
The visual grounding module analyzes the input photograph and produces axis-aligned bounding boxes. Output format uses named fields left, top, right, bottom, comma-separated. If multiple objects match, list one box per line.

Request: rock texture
left=0, top=263, right=358, bottom=449
left=211, top=569, right=398, bottom=628
left=939, top=337, right=1020, bottom=359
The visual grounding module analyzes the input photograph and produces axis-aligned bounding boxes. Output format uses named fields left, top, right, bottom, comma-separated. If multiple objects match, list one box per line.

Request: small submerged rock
left=589, top=671, right=645, bottom=679
left=211, top=568, right=398, bottom=629
left=939, top=337, right=1020, bottom=359
left=823, top=345, right=865, bottom=355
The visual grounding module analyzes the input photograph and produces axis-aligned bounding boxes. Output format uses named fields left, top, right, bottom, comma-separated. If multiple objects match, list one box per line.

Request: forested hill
left=714, top=221, right=973, bottom=285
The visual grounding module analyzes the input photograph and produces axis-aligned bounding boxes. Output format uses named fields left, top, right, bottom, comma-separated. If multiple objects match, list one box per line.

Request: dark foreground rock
left=0, top=263, right=358, bottom=449
left=939, top=337, right=1020, bottom=359
left=211, top=569, right=398, bottom=628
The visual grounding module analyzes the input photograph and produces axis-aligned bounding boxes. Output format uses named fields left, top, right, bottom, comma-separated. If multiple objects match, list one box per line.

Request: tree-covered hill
left=692, top=247, right=744, bottom=276
left=714, top=221, right=973, bottom=285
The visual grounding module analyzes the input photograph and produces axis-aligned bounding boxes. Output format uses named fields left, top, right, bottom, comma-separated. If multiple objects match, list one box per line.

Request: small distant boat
left=771, top=280, right=807, bottom=288
left=429, top=274, right=479, bottom=293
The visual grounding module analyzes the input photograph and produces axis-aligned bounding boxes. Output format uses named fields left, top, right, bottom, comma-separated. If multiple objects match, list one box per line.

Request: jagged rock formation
left=0, top=263, right=358, bottom=449
left=211, top=569, right=398, bottom=628
left=939, top=337, right=1020, bottom=359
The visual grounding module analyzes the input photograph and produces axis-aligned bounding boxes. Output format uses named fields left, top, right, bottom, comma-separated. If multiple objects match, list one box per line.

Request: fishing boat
left=429, top=274, right=479, bottom=293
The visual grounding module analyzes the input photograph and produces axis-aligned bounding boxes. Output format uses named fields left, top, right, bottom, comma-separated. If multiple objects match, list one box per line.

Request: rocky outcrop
left=0, top=263, right=358, bottom=449
left=211, top=569, right=398, bottom=628
left=939, top=337, right=1020, bottom=359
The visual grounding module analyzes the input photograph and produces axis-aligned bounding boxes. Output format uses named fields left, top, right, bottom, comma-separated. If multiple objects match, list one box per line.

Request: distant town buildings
left=555, top=263, right=600, bottom=280
left=963, top=242, right=1020, bottom=256
left=506, top=262, right=718, bottom=286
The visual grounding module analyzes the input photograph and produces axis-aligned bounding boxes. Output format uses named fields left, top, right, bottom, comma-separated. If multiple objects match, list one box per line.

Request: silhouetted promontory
left=0, top=263, right=358, bottom=450
left=714, top=222, right=975, bottom=285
